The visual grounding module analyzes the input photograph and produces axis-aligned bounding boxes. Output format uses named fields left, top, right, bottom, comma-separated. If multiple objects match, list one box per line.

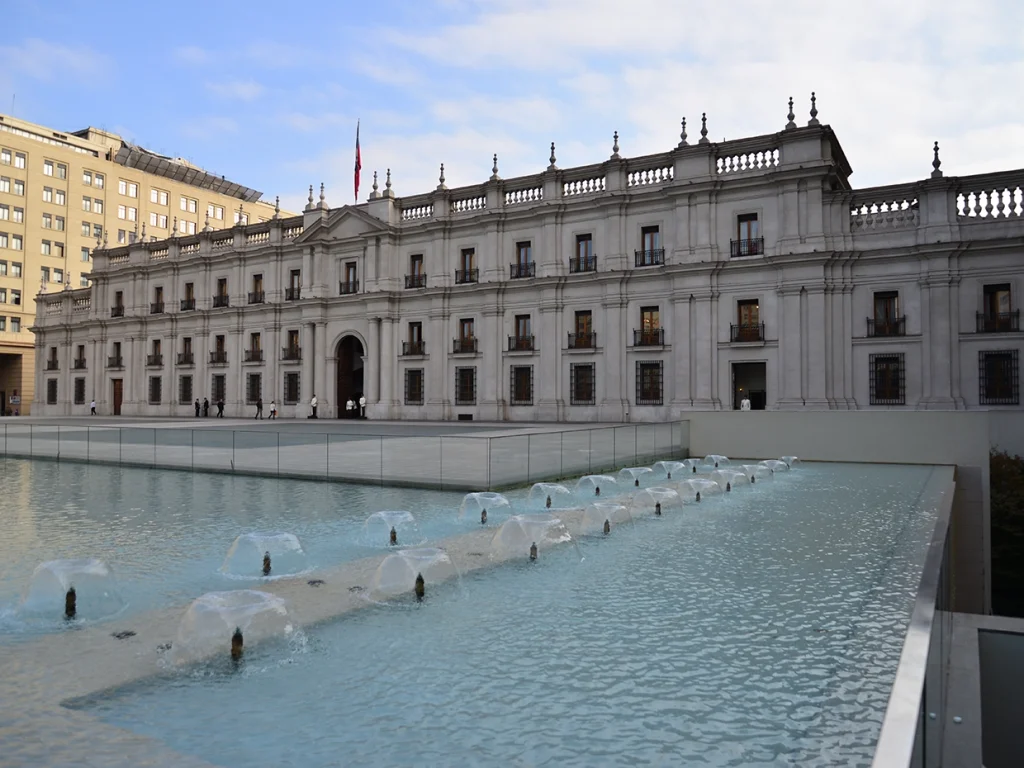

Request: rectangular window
left=11, top=235, right=21, bottom=250
left=570, top=362, right=596, bottom=405
left=233, top=209, right=247, bottom=224
left=12, top=207, right=22, bottom=223
left=214, top=205, right=224, bottom=220
left=41, top=241, right=51, bottom=256
left=459, top=318, right=475, bottom=340
left=284, top=372, right=300, bottom=404
left=55, top=216, right=64, bottom=231
left=738, top=213, right=760, bottom=242
left=0, top=287, right=5, bottom=301
left=179, top=375, right=193, bottom=404
left=455, top=367, right=477, bottom=405
left=0, top=204, right=6, bottom=220
left=734, top=299, right=762, bottom=342
left=127, top=207, right=137, bottom=222
left=149, top=212, right=157, bottom=227
left=641, top=225, right=661, bottom=253
left=94, top=174, right=104, bottom=189
left=979, top=350, right=1019, bottom=405
left=636, top=361, right=664, bottom=406
left=54, top=242, right=64, bottom=259
left=93, top=199, right=103, bottom=214
left=81, top=221, right=91, bottom=236
left=869, top=353, right=905, bottom=406
left=118, top=204, right=126, bottom=220
left=118, top=229, right=126, bottom=244
left=410, top=253, right=423, bottom=275
left=147, top=376, right=162, bottom=405
left=406, top=321, right=423, bottom=355
left=404, top=368, right=425, bottom=405
left=0, top=149, right=9, bottom=165
left=246, top=373, right=262, bottom=404
left=516, top=241, right=532, bottom=266
left=150, top=189, right=158, bottom=204
left=53, top=268, right=63, bottom=284
left=211, top=374, right=226, bottom=403
left=13, top=153, right=25, bottom=169
left=869, top=291, right=904, bottom=336
left=574, top=310, right=593, bottom=337
left=0, top=234, right=6, bottom=249
left=93, top=224, right=102, bottom=239
left=47, top=379, right=58, bottom=405
left=54, top=189, right=63, bottom=204
left=57, top=163, right=67, bottom=180
left=158, top=215, right=167, bottom=229
left=44, top=160, right=54, bottom=177
left=0, top=317, right=5, bottom=331
left=80, top=274, right=90, bottom=288
left=42, top=186, right=52, bottom=202
left=40, top=266, right=50, bottom=283
left=43, top=213, right=52, bottom=229
left=460, top=248, right=475, bottom=272
left=0, top=260, right=5, bottom=275
left=74, top=378, right=86, bottom=405
left=83, top=171, right=92, bottom=185
left=10, top=317, right=20, bottom=332
left=117, top=180, right=126, bottom=195
left=0, top=178, right=7, bottom=194
left=217, top=277, right=228, bottom=296
left=510, top=365, right=533, bottom=405
left=12, top=262, right=21, bottom=277
left=576, top=233, right=593, bottom=261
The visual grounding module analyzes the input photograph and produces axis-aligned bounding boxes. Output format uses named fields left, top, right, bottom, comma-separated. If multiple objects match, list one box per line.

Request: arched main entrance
left=336, top=336, right=365, bottom=418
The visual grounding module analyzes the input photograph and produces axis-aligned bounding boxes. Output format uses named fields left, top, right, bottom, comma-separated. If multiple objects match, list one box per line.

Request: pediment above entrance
left=295, top=206, right=390, bottom=244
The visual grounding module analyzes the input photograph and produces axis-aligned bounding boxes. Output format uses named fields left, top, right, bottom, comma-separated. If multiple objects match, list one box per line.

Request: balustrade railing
left=339, top=280, right=359, bottom=295
left=716, top=148, right=779, bottom=174
left=402, top=340, right=426, bottom=356
left=505, top=186, right=543, bottom=206
left=455, top=269, right=479, bottom=285
left=401, top=203, right=434, bottom=221
left=405, top=274, right=427, bottom=289
left=563, top=175, right=606, bottom=196
left=730, top=323, right=765, bottom=343
left=850, top=198, right=919, bottom=231
left=569, top=256, right=597, bottom=273
left=451, top=194, right=486, bottom=214
left=633, top=328, right=664, bottom=346
left=510, top=262, right=535, bottom=279
left=867, top=316, right=906, bottom=337
left=730, top=237, right=764, bottom=257
left=976, top=310, right=1020, bottom=333
left=508, top=335, right=535, bottom=352
left=634, top=249, right=665, bottom=267
left=453, top=337, right=477, bottom=354
left=568, top=331, right=596, bottom=349
left=627, top=164, right=673, bottom=187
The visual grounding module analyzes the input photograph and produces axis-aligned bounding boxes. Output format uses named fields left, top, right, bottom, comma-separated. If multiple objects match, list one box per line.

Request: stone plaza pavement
left=0, top=417, right=686, bottom=489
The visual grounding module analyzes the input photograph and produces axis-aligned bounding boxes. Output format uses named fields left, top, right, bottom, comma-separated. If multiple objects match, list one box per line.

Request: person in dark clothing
left=203, top=398, right=210, bottom=417
left=194, top=399, right=201, bottom=417
left=217, top=399, right=225, bottom=417
left=255, top=397, right=263, bottom=419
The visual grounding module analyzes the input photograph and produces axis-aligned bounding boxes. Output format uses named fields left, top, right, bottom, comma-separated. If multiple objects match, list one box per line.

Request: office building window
left=83, top=171, right=92, bottom=185
left=93, top=224, right=102, bottom=239
left=118, top=205, right=126, bottom=220
left=95, top=174, right=104, bottom=189
left=43, top=213, right=52, bottom=229
left=41, top=240, right=51, bottom=256
left=13, top=153, right=25, bottom=169
left=0, top=149, right=9, bottom=165
left=127, top=207, right=137, bottom=222
left=455, top=367, right=476, bottom=405
left=44, top=160, right=54, bottom=177
left=53, top=189, right=63, bottom=204
left=57, top=163, right=67, bottom=180
left=54, top=268, right=63, bottom=284
left=83, top=196, right=93, bottom=212
left=404, top=368, right=424, bottom=405
left=94, top=199, right=103, bottom=214
left=0, top=204, right=7, bottom=220
left=869, top=353, right=905, bottom=405
left=11, top=262, right=21, bottom=276
left=81, top=221, right=90, bottom=237
left=636, top=361, right=664, bottom=406
left=10, top=317, right=20, bottom=332
left=510, top=365, right=534, bottom=405
left=11, top=235, right=21, bottom=250
left=81, top=247, right=90, bottom=262
left=284, top=372, right=301, bottom=404
left=80, top=274, right=90, bottom=287
left=42, top=186, right=52, bottom=202
left=40, top=266, right=50, bottom=283
left=979, top=350, right=1019, bottom=405
left=12, top=207, right=22, bottom=223
left=55, top=216, right=64, bottom=231
left=0, top=234, right=6, bottom=249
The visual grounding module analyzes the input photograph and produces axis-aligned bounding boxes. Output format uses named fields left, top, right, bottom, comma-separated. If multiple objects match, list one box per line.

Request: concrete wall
left=687, top=410, right=992, bottom=614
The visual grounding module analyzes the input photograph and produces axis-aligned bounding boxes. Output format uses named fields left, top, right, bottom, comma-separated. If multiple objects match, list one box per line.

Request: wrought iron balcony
left=510, top=262, right=536, bottom=279
left=73, top=358, right=87, bottom=370
left=508, top=335, right=535, bottom=352
left=730, top=237, right=764, bottom=258
left=867, top=316, right=906, bottom=337
left=146, top=354, right=163, bottom=367
left=248, top=291, right=265, bottom=305
left=281, top=346, right=301, bottom=361
left=212, top=294, right=230, bottom=308
left=569, top=256, right=597, bottom=273
left=567, top=331, right=596, bottom=349
left=633, top=328, right=665, bottom=346
left=177, top=352, right=194, bottom=365
left=284, top=287, right=301, bottom=301
left=402, top=340, right=426, bottom=356
left=455, top=269, right=479, bottom=284
left=244, top=349, right=263, bottom=363
left=150, top=301, right=165, bottom=314
left=209, top=350, right=228, bottom=364
left=339, top=280, right=359, bottom=295
left=110, top=305, right=124, bottom=318
left=107, top=356, right=123, bottom=368
left=634, top=248, right=665, bottom=267
left=405, top=274, right=427, bottom=289
left=730, top=322, right=765, bottom=343
left=453, top=337, right=477, bottom=354
left=180, top=298, right=196, bottom=311
left=976, top=310, right=1020, bottom=333
left=45, top=360, right=59, bottom=371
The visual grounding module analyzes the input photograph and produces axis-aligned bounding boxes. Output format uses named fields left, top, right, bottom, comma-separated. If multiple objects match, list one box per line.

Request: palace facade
left=30, top=106, right=1024, bottom=421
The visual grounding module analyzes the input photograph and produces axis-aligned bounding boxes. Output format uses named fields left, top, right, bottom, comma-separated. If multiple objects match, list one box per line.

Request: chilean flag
left=354, top=120, right=362, bottom=203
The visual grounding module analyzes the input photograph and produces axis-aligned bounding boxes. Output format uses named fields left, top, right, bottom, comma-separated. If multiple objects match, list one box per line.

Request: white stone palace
left=29, top=98, right=1024, bottom=420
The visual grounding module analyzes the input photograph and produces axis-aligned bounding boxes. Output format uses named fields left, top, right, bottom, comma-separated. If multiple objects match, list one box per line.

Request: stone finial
left=437, top=163, right=447, bottom=191
left=611, top=131, right=620, bottom=159
left=698, top=112, right=709, bottom=144
left=170, top=218, right=177, bottom=237
left=369, top=171, right=380, bottom=199
left=203, top=211, right=213, bottom=232
left=785, top=96, right=796, bottom=130
left=95, top=230, right=102, bottom=248
left=141, top=223, right=147, bottom=241
left=808, top=91, right=820, bottom=126
left=931, top=141, right=943, bottom=178
left=319, top=183, right=325, bottom=204
left=101, top=230, right=108, bottom=248
left=490, top=153, right=500, bottom=181
left=547, top=141, right=557, bottom=170
left=305, top=184, right=314, bottom=211
left=237, top=203, right=246, bottom=224
left=273, top=196, right=281, bottom=219
left=386, top=168, right=392, bottom=190
left=678, top=118, right=688, bottom=148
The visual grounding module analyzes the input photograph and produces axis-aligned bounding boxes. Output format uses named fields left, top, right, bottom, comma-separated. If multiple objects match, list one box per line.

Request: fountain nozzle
left=595, top=486, right=601, bottom=497
left=262, top=551, right=271, bottom=576
left=545, top=495, right=552, bottom=509
left=634, top=478, right=640, bottom=487
left=231, top=627, right=243, bottom=662
left=414, top=573, right=425, bottom=601
left=693, top=465, right=697, bottom=474
left=751, top=476, right=756, bottom=484
left=389, top=527, right=398, bottom=546
left=655, top=502, right=662, bottom=516
left=726, top=482, right=731, bottom=492
left=481, top=509, right=488, bottom=525
left=603, top=519, right=611, bottom=535
left=64, top=586, right=77, bottom=620
left=529, top=542, right=538, bottom=561
left=695, top=491, right=701, bottom=503
left=667, top=471, right=672, bottom=479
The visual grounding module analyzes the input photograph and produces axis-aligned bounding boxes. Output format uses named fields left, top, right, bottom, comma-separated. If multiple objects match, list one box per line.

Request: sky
left=3, top=0, right=1023, bottom=214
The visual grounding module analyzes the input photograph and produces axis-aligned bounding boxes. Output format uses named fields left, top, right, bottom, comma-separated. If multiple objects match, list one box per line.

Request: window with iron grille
left=46, top=379, right=58, bottom=405
left=869, top=353, right=905, bottom=405
left=246, top=373, right=262, bottom=405
left=148, top=376, right=162, bottom=405
left=179, top=375, right=193, bottom=404
left=979, top=350, right=1019, bottom=405
left=510, top=365, right=533, bottom=405
left=405, top=368, right=425, bottom=405
left=635, top=361, right=663, bottom=405
left=455, top=367, right=476, bottom=405
left=211, top=374, right=226, bottom=403
left=284, top=372, right=301, bottom=404
left=570, top=363, right=596, bottom=405
left=73, top=378, right=86, bottom=405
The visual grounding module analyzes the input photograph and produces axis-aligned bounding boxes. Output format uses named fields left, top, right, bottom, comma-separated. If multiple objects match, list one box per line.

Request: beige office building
left=0, top=113, right=284, bottom=414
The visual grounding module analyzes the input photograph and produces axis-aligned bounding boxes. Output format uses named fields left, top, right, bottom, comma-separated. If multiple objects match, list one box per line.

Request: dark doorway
left=336, top=336, right=365, bottom=418
left=732, top=362, right=767, bottom=410
left=112, top=379, right=123, bottom=415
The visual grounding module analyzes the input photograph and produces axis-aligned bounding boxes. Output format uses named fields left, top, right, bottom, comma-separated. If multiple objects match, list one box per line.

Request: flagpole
left=354, top=119, right=362, bottom=204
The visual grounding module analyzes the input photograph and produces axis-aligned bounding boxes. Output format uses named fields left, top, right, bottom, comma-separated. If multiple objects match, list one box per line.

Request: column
left=536, top=305, right=559, bottom=419
left=315, top=321, right=328, bottom=412
left=805, top=287, right=828, bottom=407
left=367, top=317, right=380, bottom=404
left=62, top=339, right=73, bottom=415
left=302, top=247, right=313, bottom=293
left=231, top=330, right=244, bottom=415
left=88, top=338, right=98, bottom=410
left=267, top=325, right=279, bottom=408
left=842, top=284, right=856, bottom=408
left=301, top=322, right=315, bottom=408
left=599, top=297, right=626, bottom=420
left=480, top=308, right=500, bottom=417
left=671, top=295, right=691, bottom=408
left=775, top=287, right=803, bottom=409
left=691, top=294, right=714, bottom=409
left=426, top=310, right=447, bottom=417
left=379, top=317, right=394, bottom=414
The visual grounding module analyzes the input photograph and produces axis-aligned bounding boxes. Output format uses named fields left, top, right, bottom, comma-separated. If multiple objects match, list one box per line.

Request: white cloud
left=205, top=79, right=265, bottom=101
left=180, top=116, right=239, bottom=140
left=0, top=39, right=107, bottom=82
left=174, top=45, right=210, bottom=66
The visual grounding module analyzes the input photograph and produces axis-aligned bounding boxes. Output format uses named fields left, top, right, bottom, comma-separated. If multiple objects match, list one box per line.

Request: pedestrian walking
left=346, top=398, right=355, bottom=418
left=269, top=400, right=277, bottom=419
left=90, top=399, right=96, bottom=416
left=194, top=399, right=201, bottom=417
left=359, top=394, right=366, bottom=419
left=255, top=397, right=263, bottom=419
left=203, top=398, right=210, bottom=417
left=217, top=398, right=225, bottom=418
left=310, top=393, right=318, bottom=419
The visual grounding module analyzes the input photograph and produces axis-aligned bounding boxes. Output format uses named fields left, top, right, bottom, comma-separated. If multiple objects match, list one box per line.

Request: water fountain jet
left=574, top=475, right=618, bottom=500
left=390, top=527, right=398, bottom=546
left=362, top=511, right=423, bottom=549
left=262, top=552, right=271, bottom=576
left=221, top=533, right=306, bottom=578
left=630, top=488, right=683, bottom=518
left=619, top=467, right=654, bottom=488
left=21, top=558, right=124, bottom=621
left=458, top=492, right=511, bottom=522
left=171, top=590, right=290, bottom=666
left=653, top=460, right=687, bottom=480
left=581, top=503, right=632, bottom=535
left=492, top=515, right=572, bottom=560
left=414, top=573, right=425, bottom=601
left=481, top=509, right=487, bottom=525
left=371, top=548, right=457, bottom=600
left=231, top=627, right=244, bottom=662
left=530, top=542, right=538, bottom=560
left=64, top=587, right=76, bottom=620
left=527, top=483, right=574, bottom=510
left=603, top=520, right=611, bottom=535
